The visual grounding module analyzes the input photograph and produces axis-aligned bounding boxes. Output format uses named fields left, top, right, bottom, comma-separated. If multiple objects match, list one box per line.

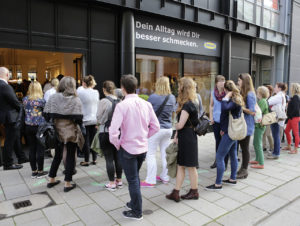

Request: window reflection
left=184, top=59, right=219, bottom=114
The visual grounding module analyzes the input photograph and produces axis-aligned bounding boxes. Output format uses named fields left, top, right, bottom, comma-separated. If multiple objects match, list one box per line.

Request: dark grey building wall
left=289, top=0, right=300, bottom=86
left=230, top=36, right=251, bottom=82
left=0, top=0, right=119, bottom=90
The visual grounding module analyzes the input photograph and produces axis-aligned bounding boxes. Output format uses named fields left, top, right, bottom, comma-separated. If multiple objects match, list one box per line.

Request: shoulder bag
left=228, top=111, right=247, bottom=141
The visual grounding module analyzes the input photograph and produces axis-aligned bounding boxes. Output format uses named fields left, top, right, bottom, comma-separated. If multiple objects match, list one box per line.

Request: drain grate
left=13, top=200, right=32, bottom=209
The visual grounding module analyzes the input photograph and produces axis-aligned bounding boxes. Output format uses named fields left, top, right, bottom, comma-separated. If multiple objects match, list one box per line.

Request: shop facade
left=0, top=0, right=291, bottom=105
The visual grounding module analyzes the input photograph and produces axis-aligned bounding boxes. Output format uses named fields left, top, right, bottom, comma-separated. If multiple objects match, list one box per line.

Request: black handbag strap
left=155, top=95, right=170, bottom=118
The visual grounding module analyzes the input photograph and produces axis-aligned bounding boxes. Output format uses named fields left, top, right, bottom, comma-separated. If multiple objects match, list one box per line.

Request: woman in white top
left=77, top=75, right=100, bottom=166
left=267, top=82, right=287, bottom=159
left=44, top=78, right=59, bottom=102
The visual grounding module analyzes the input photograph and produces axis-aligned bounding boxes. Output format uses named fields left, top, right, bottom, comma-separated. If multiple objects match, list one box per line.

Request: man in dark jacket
left=0, top=67, right=23, bottom=170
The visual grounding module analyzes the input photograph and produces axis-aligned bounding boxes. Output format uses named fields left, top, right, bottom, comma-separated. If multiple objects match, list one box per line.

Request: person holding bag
left=166, top=77, right=200, bottom=202
left=283, top=83, right=300, bottom=154
left=141, top=77, right=176, bottom=187
left=236, top=73, right=256, bottom=179
left=267, top=83, right=287, bottom=159
left=250, top=86, right=269, bottom=169
left=205, top=80, right=244, bottom=191
left=23, top=81, right=47, bottom=178
left=97, top=81, right=122, bottom=191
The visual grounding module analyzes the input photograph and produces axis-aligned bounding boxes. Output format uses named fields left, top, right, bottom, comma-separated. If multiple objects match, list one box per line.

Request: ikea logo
left=204, top=42, right=217, bottom=50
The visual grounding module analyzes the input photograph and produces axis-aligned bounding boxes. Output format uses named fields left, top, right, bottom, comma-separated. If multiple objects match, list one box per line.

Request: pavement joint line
left=211, top=174, right=300, bottom=224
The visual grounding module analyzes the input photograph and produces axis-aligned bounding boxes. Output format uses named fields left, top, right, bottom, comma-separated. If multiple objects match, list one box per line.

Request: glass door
left=136, top=54, right=182, bottom=96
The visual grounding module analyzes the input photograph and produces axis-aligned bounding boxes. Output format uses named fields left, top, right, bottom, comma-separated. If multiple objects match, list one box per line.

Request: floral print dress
left=23, top=96, right=46, bottom=126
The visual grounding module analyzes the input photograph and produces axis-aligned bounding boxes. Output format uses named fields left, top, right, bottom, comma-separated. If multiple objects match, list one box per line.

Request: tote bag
left=254, top=103, right=262, bottom=124
left=228, top=111, right=247, bottom=141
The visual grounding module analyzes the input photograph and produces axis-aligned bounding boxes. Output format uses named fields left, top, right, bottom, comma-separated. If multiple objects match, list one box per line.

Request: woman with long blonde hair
left=23, top=81, right=47, bottom=178
left=236, top=73, right=256, bottom=179
left=283, top=83, right=300, bottom=154
left=141, top=76, right=176, bottom=188
left=206, top=80, right=244, bottom=190
left=166, top=77, right=201, bottom=202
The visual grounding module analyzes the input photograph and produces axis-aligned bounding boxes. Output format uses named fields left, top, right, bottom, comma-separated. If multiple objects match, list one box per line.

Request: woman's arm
left=175, top=110, right=189, bottom=130
left=268, top=93, right=282, bottom=106
left=209, top=94, right=214, bottom=124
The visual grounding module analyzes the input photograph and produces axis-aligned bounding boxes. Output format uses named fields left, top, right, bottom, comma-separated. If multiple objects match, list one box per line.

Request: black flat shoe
left=210, top=162, right=217, bottom=169
left=64, top=184, right=76, bottom=192
left=90, top=161, right=97, bottom=165
left=47, top=180, right=61, bottom=188
left=80, top=162, right=89, bottom=167
left=4, top=164, right=23, bottom=170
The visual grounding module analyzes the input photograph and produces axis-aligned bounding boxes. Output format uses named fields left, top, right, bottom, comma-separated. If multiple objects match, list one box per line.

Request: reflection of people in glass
left=197, top=81, right=210, bottom=113
left=169, top=76, right=178, bottom=97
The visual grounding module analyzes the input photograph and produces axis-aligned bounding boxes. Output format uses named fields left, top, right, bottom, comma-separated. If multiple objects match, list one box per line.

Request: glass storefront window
left=263, top=9, right=271, bottom=28
left=238, top=0, right=244, bottom=19
left=256, top=6, right=261, bottom=25
left=135, top=54, right=182, bottom=97
left=271, top=12, right=279, bottom=30
left=244, top=1, right=254, bottom=23
left=184, top=59, right=219, bottom=114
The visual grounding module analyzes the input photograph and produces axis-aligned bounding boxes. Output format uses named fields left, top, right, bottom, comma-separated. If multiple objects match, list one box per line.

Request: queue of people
left=0, top=65, right=300, bottom=221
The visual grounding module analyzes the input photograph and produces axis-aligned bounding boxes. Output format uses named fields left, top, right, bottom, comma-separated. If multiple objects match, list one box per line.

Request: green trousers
left=253, top=127, right=266, bottom=165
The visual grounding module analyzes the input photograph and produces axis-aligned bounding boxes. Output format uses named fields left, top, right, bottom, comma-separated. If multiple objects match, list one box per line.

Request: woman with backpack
left=236, top=73, right=256, bottom=179
left=77, top=75, right=100, bottom=166
left=267, top=83, right=287, bottom=159
left=97, top=81, right=122, bottom=191
left=166, top=77, right=201, bottom=202
left=250, top=86, right=269, bottom=169
left=23, top=81, right=47, bottom=178
left=205, top=80, right=244, bottom=190
left=141, top=76, right=176, bottom=187
left=283, top=83, right=300, bottom=154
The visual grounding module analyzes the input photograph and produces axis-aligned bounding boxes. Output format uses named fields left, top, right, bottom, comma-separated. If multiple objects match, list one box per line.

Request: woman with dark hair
left=283, top=83, right=300, bottom=154
left=263, top=85, right=274, bottom=152
left=209, top=75, right=226, bottom=169
left=77, top=75, right=99, bottom=166
left=267, top=82, right=287, bottom=159
left=205, top=80, right=244, bottom=190
left=97, top=80, right=122, bottom=191
left=44, top=76, right=84, bottom=192
left=236, top=73, right=256, bottom=179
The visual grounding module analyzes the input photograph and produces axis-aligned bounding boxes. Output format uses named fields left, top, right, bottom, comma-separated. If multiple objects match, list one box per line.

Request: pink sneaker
left=105, top=183, right=117, bottom=191
left=140, top=181, right=155, bottom=188
left=115, top=180, right=123, bottom=189
left=156, top=176, right=169, bottom=184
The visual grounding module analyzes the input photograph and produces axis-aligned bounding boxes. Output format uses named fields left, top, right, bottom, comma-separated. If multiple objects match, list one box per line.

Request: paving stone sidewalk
left=1, top=133, right=300, bottom=226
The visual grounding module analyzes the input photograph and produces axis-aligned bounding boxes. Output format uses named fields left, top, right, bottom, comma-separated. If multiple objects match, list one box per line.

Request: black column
left=121, top=10, right=135, bottom=76
left=221, top=32, right=231, bottom=79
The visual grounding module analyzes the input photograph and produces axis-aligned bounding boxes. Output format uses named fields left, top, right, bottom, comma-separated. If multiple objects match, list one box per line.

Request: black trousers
left=49, top=142, right=77, bottom=182
left=2, top=123, right=17, bottom=167
left=83, top=125, right=97, bottom=162
left=26, top=125, right=45, bottom=171
left=99, top=133, right=122, bottom=181
left=14, top=128, right=27, bottom=162
left=240, top=135, right=251, bottom=170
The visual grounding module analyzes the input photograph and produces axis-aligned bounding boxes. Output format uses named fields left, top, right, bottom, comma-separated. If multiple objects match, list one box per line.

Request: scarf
left=214, top=87, right=226, bottom=101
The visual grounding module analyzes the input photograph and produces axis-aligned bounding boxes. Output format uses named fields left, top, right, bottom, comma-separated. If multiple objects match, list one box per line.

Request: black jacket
left=0, top=80, right=21, bottom=124
left=287, top=95, right=300, bottom=119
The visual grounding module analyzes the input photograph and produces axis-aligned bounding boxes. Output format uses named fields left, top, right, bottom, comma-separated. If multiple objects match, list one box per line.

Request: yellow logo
left=204, top=42, right=217, bottom=50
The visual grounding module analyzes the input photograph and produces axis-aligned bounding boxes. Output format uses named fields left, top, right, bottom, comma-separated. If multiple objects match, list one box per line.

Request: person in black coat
left=0, top=67, right=23, bottom=170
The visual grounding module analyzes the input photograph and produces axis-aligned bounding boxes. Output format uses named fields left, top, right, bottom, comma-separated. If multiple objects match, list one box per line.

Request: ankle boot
left=236, top=168, right=248, bottom=179
left=166, top=189, right=180, bottom=202
left=181, top=189, right=199, bottom=200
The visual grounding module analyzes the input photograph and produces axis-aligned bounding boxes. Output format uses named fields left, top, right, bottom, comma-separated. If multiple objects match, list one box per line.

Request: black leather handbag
left=193, top=112, right=210, bottom=136
left=36, top=121, right=57, bottom=149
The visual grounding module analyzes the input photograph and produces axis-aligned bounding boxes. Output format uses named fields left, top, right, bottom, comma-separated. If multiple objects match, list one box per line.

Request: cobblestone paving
left=1, top=133, right=300, bottom=226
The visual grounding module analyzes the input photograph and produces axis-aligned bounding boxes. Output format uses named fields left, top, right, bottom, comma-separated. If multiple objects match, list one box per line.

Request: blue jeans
left=216, top=133, right=238, bottom=185
left=118, top=147, right=146, bottom=216
left=213, top=123, right=229, bottom=166
left=271, top=123, right=280, bottom=156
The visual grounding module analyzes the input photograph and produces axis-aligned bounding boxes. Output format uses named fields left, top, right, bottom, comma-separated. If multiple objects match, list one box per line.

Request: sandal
left=80, top=162, right=89, bottom=167
left=289, top=150, right=298, bottom=154
left=282, top=146, right=291, bottom=151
